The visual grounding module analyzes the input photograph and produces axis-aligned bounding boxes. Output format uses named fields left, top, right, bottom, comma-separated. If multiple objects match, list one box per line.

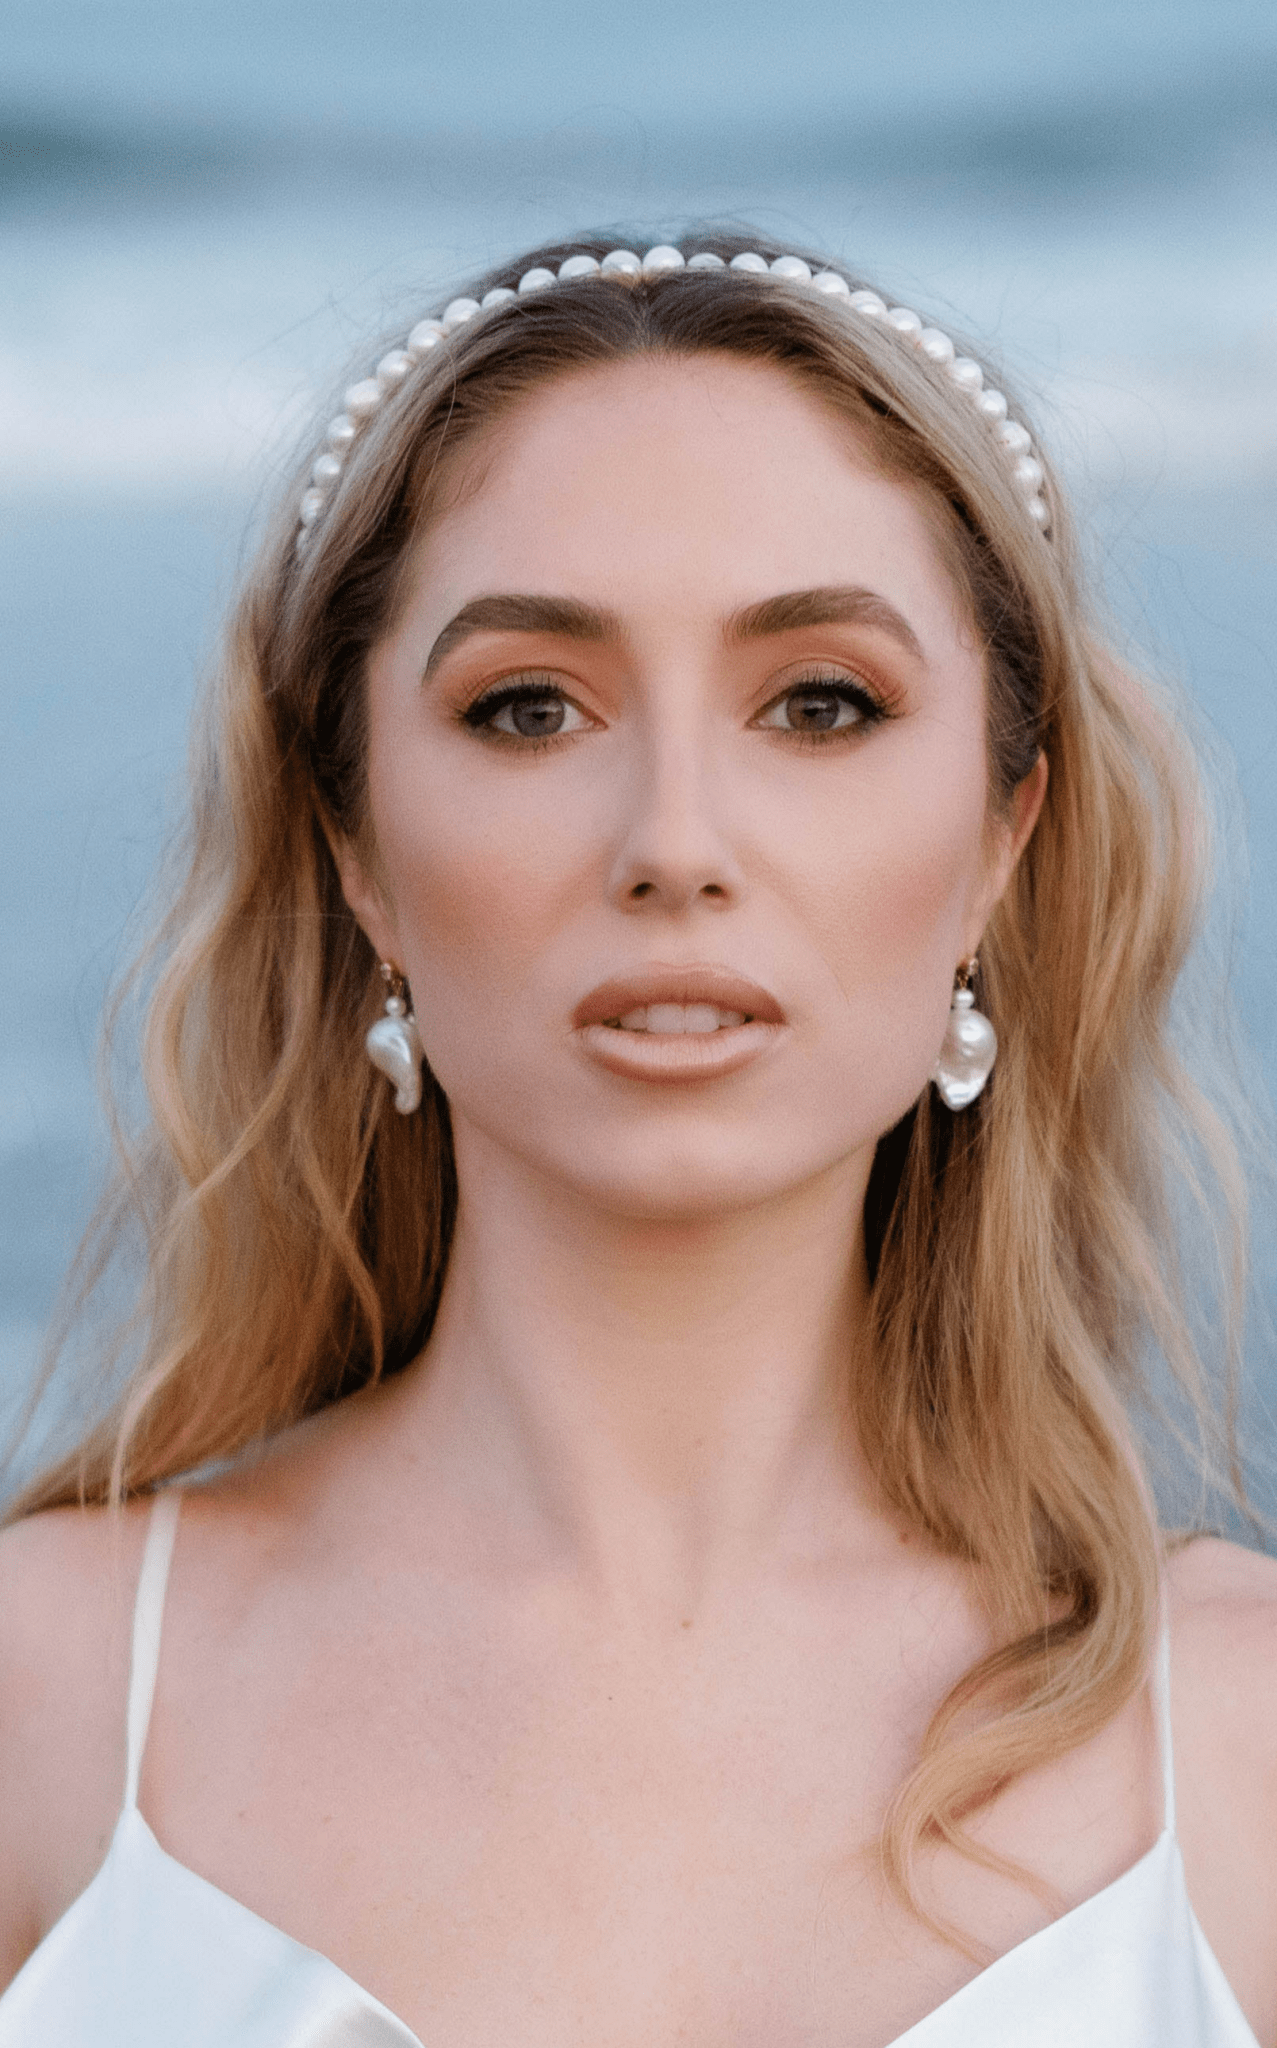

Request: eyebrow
left=421, top=582, right=924, bottom=681
left=725, top=585, right=925, bottom=662
left=422, top=594, right=621, bottom=680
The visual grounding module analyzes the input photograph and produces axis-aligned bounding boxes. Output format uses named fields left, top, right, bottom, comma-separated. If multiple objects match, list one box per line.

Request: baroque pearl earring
left=365, top=963, right=424, bottom=1114
left=932, top=958, right=997, bottom=1111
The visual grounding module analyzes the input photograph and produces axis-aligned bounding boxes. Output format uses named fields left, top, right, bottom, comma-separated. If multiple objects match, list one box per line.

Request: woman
left=0, top=229, right=1272, bottom=2045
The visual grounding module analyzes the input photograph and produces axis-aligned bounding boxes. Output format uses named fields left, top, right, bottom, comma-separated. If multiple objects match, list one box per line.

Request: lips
left=573, top=966, right=786, bottom=1032
left=572, top=965, right=786, bottom=1083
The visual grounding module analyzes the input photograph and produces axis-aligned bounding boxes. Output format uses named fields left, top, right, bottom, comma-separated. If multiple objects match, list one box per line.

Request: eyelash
left=459, top=669, right=891, bottom=750
left=460, top=676, right=581, bottom=750
left=755, top=669, right=889, bottom=748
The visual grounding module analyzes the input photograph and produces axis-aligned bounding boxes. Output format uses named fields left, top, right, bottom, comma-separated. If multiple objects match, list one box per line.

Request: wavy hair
left=11, top=228, right=1257, bottom=1945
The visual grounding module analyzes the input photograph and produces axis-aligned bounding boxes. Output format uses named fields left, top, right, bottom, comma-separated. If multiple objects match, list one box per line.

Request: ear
left=963, top=750, right=1049, bottom=953
left=1006, top=748, right=1049, bottom=870
left=325, top=822, right=404, bottom=970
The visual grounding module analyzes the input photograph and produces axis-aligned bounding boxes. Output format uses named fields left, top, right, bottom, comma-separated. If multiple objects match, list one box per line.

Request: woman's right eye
left=462, top=684, right=593, bottom=741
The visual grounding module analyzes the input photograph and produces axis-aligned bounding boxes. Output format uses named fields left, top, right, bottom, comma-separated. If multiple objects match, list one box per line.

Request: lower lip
left=575, top=1020, right=784, bottom=1082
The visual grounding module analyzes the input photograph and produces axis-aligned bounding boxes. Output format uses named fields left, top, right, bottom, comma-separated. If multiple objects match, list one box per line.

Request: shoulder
left=1165, top=1532, right=1277, bottom=1709
left=1163, top=1535, right=1277, bottom=2015
left=0, top=1496, right=148, bottom=1709
left=0, top=1502, right=149, bottom=1984
left=1165, top=1534, right=1277, bottom=1768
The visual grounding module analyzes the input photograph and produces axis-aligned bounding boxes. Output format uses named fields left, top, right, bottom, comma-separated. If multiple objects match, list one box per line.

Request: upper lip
left=573, top=964, right=787, bottom=1029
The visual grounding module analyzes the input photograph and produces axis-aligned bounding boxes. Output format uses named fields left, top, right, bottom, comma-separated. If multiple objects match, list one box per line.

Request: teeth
left=683, top=1004, right=722, bottom=1034
left=614, top=1005, right=748, bottom=1033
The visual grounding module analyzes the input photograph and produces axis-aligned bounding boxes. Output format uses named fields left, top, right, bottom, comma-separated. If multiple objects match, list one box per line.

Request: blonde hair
left=12, top=230, right=1257, bottom=1941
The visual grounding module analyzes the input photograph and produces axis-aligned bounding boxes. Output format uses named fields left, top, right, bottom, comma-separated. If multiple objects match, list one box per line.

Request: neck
left=393, top=1122, right=887, bottom=1609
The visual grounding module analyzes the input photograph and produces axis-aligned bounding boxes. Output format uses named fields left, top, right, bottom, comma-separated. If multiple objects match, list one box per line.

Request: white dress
left=0, top=1489, right=1261, bottom=2045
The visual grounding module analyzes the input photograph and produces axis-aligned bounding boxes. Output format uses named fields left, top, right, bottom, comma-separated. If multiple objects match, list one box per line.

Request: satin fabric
left=0, top=1490, right=1260, bottom=2047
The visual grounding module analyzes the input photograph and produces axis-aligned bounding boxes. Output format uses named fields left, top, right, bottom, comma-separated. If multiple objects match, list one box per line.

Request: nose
left=606, top=720, right=744, bottom=914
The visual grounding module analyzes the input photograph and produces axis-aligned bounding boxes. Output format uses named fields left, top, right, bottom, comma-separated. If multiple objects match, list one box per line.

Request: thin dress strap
left=123, top=1488, right=182, bottom=1813
left=1154, top=1605, right=1177, bottom=1837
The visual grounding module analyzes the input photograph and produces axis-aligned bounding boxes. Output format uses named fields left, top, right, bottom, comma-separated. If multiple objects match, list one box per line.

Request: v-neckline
left=96, top=1807, right=1180, bottom=2048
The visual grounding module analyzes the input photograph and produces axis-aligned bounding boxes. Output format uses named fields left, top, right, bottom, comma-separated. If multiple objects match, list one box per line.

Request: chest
left=132, top=1578, right=1161, bottom=2048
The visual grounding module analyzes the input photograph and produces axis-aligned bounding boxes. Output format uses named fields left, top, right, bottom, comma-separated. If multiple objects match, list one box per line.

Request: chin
left=538, top=1125, right=867, bottom=1224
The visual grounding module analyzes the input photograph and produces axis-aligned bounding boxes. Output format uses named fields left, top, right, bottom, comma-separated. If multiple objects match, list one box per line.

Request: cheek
left=762, top=726, right=989, bottom=1072
left=365, top=728, right=592, bottom=1026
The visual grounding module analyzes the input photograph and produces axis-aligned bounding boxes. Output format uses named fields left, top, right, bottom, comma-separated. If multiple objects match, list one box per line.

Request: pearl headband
left=294, top=246, right=1050, bottom=551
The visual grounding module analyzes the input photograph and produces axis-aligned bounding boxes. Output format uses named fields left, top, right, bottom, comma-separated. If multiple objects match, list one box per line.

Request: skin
left=0, top=354, right=1275, bottom=2047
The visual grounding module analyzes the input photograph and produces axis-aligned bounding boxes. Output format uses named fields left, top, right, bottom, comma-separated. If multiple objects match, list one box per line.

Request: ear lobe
left=1012, top=750, right=1049, bottom=861
left=987, top=750, right=1049, bottom=901
left=328, top=829, right=401, bottom=966
left=965, top=751, right=1049, bottom=954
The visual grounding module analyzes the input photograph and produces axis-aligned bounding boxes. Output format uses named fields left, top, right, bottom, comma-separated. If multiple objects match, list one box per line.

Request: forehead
left=400, top=353, right=973, bottom=661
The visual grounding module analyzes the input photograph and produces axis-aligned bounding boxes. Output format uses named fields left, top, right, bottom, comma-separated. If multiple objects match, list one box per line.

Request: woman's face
left=345, top=354, right=1040, bottom=1220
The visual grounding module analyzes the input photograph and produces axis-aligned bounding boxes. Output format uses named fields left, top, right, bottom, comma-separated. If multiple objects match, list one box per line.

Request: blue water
left=3, top=0, right=1275, bottom=1479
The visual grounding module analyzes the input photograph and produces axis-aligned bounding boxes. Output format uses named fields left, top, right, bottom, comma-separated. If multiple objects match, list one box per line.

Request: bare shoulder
left=0, top=1501, right=149, bottom=1985
left=1165, top=1534, right=1277, bottom=1763
left=1163, top=1533, right=1277, bottom=2027
left=1166, top=1532, right=1277, bottom=1696
left=1167, top=1528, right=1277, bottom=1599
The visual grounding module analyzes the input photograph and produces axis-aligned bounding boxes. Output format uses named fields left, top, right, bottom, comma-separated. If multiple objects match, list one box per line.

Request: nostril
left=701, top=883, right=726, bottom=898
left=630, top=881, right=654, bottom=898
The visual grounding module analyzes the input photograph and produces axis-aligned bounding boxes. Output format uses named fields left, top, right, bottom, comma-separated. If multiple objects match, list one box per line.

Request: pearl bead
left=406, top=320, right=446, bottom=358
left=918, top=327, right=955, bottom=365
left=297, top=248, right=1057, bottom=546
left=375, top=350, right=412, bottom=392
left=343, top=379, right=382, bottom=421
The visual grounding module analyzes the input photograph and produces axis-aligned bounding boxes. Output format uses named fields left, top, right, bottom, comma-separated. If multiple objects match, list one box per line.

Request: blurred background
left=3, top=0, right=1276, bottom=1490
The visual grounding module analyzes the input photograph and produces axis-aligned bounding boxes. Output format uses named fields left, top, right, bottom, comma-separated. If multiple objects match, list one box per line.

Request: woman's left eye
left=754, top=679, right=880, bottom=736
